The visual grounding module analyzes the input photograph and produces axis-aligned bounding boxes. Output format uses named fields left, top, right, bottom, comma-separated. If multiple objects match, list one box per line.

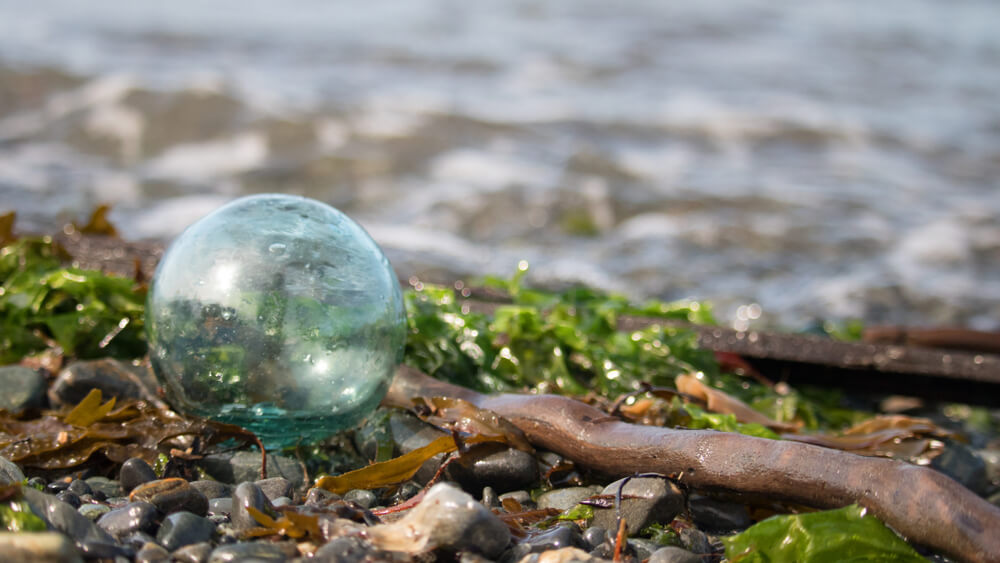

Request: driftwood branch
left=387, top=366, right=1000, bottom=563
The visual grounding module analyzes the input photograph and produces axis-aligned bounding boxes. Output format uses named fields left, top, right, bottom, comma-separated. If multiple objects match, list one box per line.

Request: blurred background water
left=1, top=0, right=998, bottom=329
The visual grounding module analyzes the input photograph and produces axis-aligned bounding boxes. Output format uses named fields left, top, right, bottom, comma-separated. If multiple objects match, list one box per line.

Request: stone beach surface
left=0, top=358, right=998, bottom=562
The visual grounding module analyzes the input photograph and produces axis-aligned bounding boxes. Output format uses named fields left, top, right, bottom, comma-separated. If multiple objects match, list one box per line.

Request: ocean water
left=1, top=0, right=998, bottom=329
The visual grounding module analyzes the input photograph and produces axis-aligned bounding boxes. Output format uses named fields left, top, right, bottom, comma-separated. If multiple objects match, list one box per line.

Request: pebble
left=344, top=488, right=377, bottom=509
left=230, top=482, right=276, bottom=532
left=648, top=545, right=704, bottom=563
left=48, top=358, right=157, bottom=407
left=312, top=536, right=381, bottom=563
left=629, top=538, right=661, bottom=560
left=208, top=541, right=297, bottom=562
left=208, top=498, right=233, bottom=515
left=688, top=494, right=752, bottom=533
left=582, top=526, right=607, bottom=550
left=20, top=485, right=116, bottom=545
left=371, top=483, right=511, bottom=558
left=506, top=523, right=586, bottom=560
left=56, top=490, right=81, bottom=509
left=480, top=486, right=500, bottom=508
left=189, top=480, right=232, bottom=500
left=254, top=477, right=293, bottom=501
left=304, top=487, right=340, bottom=507
left=120, top=458, right=159, bottom=493
left=590, top=477, right=686, bottom=535
left=446, top=444, right=539, bottom=493
left=156, top=511, right=216, bottom=551
left=388, top=410, right=450, bottom=484
left=97, top=501, right=159, bottom=539
left=679, top=527, right=712, bottom=557
left=136, top=541, right=171, bottom=563
left=78, top=539, right=133, bottom=559
left=85, top=476, right=124, bottom=499
left=499, top=490, right=533, bottom=508
left=518, top=546, right=602, bottom=563
left=930, top=441, right=989, bottom=495
left=172, top=540, right=213, bottom=563
left=0, top=365, right=47, bottom=412
left=198, top=451, right=305, bottom=490
left=0, top=531, right=83, bottom=563
left=67, top=479, right=92, bottom=496
left=77, top=503, right=111, bottom=521
left=0, top=455, right=27, bottom=485
left=536, top=486, right=602, bottom=511
left=130, top=478, right=209, bottom=516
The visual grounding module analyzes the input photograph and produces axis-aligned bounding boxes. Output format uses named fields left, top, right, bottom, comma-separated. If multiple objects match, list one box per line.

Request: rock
left=136, top=540, right=171, bottom=563
left=78, top=540, right=133, bottom=560
left=369, top=482, right=510, bottom=558
left=581, top=526, right=606, bottom=550
left=446, top=444, right=539, bottom=493
left=97, top=501, right=159, bottom=539
left=590, top=477, right=685, bottom=536
left=507, top=524, right=586, bottom=560
left=130, top=478, right=208, bottom=516
left=388, top=481, right=422, bottom=505
left=230, top=482, right=276, bottom=532
left=55, top=491, right=81, bottom=509
left=208, top=498, right=233, bottom=515
left=628, top=538, right=661, bottom=560
left=344, top=488, right=377, bottom=509
left=77, top=503, right=111, bottom=521
left=648, top=546, right=703, bottom=563
left=122, top=531, right=156, bottom=550
left=304, top=487, right=339, bottom=507
left=517, top=547, right=601, bottom=563
left=48, top=358, right=157, bottom=407
left=0, top=455, right=26, bottom=485
left=480, top=486, right=499, bottom=508
left=679, top=527, right=712, bottom=557
left=84, top=477, right=123, bottom=499
left=172, top=541, right=213, bottom=563
left=0, top=366, right=47, bottom=412
left=931, top=441, right=989, bottom=495
left=388, top=410, right=449, bottom=484
left=20, top=486, right=116, bottom=545
left=0, top=531, right=83, bottom=563
left=66, top=480, right=92, bottom=497
left=198, top=451, right=304, bottom=490
left=688, top=494, right=752, bottom=533
left=271, top=496, right=292, bottom=508
left=499, top=490, right=533, bottom=508
left=208, top=541, right=297, bottom=562
left=254, top=477, right=293, bottom=501
left=312, top=536, right=383, bottom=563
left=155, top=511, right=215, bottom=551
left=189, top=480, right=232, bottom=500
left=536, top=486, right=602, bottom=511
left=120, top=458, right=159, bottom=493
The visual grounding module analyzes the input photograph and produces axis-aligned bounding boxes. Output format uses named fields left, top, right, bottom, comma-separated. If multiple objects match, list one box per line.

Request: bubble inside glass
left=146, top=194, right=406, bottom=448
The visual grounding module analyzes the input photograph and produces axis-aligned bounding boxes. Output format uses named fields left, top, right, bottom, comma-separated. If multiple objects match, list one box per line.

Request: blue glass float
left=146, top=194, right=406, bottom=448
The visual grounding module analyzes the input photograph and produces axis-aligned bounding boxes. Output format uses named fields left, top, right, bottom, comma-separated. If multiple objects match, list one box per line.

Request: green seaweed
left=721, top=504, right=927, bottom=562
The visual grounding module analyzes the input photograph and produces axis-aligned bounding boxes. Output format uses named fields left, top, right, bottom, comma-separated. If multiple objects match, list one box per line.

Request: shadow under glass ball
left=146, top=194, right=406, bottom=448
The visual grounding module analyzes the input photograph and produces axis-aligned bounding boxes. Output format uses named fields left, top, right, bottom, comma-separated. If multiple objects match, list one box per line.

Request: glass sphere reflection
left=146, top=194, right=406, bottom=448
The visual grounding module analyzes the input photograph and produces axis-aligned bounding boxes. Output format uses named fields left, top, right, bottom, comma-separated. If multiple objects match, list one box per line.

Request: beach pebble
left=931, top=441, right=989, bottom=495
left=78, top=539, right=133, bottom=559
left=344, top=488, right=377, bottom=509
left=48, top=358, right=156, bottom=407
left=230, top=482, right=276, bottom=532
left=648, top=545, right=704, bottom=563
left=0, top=455, right=26, bottom=485
left=581, top=526, right=607, bottom=550
left=0, top=531, right=82, bottom=563
left=208, top=541, right=297, bottom=562
left=156, top=511, right=215, bottom=551
left=679, top=527, right=712, bottom=557
left=119, top=458, right=159, bottom=493
left=688, top=494, right=752, bottom=533
left=135, top=541, right=171, bottom=563
left=189, top=480, right=232, bottom=500
left=590, top=477, right=685, bottom=536
left=85, top=476, right=123, bottom=499
left=97, top=501, right=159, bottom=539
left=446, top=444, right=539, bottom=493
left=312, top=536, right=383, bottom=563
left=0, top=365, right=47, bottom=413
left=505, top=523, right=586, bottom=560
left=130, top=478, right=208, bottom=516
left=536, top=486, right=602, bottom=511
left=21, top=485, right=116, bottom=545
left=77, top=503, right=111, bottom=521
left=517, top=546, right=602, bottom=563
left=254, top=477, right=293, bottom=501
left=198, top=451, right=304, bottom=490
left=56, top=490, right=81, bottom=509
left=172, top=540, right=213, bottom=563
left=208, top=497, right=233, bottom=515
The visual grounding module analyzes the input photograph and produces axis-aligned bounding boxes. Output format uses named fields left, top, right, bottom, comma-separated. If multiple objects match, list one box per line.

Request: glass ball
left=146, top=194, right=406, bottom=448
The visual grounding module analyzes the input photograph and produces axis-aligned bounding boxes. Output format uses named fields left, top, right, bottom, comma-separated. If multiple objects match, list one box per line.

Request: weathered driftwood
left=387, top=366, right=1000, bottom=563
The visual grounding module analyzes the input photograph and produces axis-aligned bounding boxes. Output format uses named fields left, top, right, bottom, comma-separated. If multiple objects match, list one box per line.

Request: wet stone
left=931, top=441, right=989, bottom=495
left=679, top=527, right=712, bottom=557
left=130, top=478, right=209, bottom=516
left=21, top=485, right=116, bottom=545
left=57, top=490, right=81, bottom=509
left=209, top=497, right=233, bottom=515
left=26, top=477, right=47, bottom=490
left=198, top=451, right=305, bottom=490
left=629, top=538, right=661, bottom=560
left=0, top=531, right=83, bottom=563
left=208, top=541, right=296, bottom=562
left=156, top=511, right=216, bottom=551
left=254, top=477, right=293, bottom=501
left=123, top=531, right=157, bottom=551
left=120, top=458, right=159, bottom=493
left=272, top=496, right=292, bottom=508
left=189, top=480, right=232, bottom=500
left=591, top=477, right=686, bottom=536
left=304, top=487, right=339, bottom=507
left=344, top=488, right=376, bottom=509
left=231, top=482, right=276, bottom=532
left=388, top=410, right=449, bottom=483
left=536, top=486, right=602, bottom=511
left=136, top=541, right=171, bottom=563
left=79, top=539, right=133, bottom=560
left=0, top=365, right=47, bottom=413
left=0, top=455, right=26, bottom=485
left=67, top=479, right=92, bottom=496
left=480, top=486, right=500, bottom=508
left=312, top=536, right=380, bottom=563
left=49, top=358, right=156, bottom=407
left=172, top=541, right=213, bottom=563
left=389, top=481, right=423, bottom=505
left=97, top=501, right=159, bottom=539
left=688, top=494, right=752, bottom=533
left=582, top=526, right=607, bottom=550
left=78, top=503, right=111, bottom=521
left=507, top=523, right=586, bottom=559
left=446, top=444, right=539, bottom=493
left=648, top=546, right=704, bottom=563
left=499, top=490, right=533, bottom=508
left=85, top=476, right=124, bottom=499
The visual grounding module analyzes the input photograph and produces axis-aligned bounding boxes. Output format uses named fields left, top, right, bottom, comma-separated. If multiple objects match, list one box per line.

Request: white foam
left=362, top=223, right=490, bottom=267
left=85, top=104, right=145, bottom=163
left=429, top=148, right=555, bottom=192
left=122, top=194, right=233, bottom=240
left=143, top=133, right=268, bottom=181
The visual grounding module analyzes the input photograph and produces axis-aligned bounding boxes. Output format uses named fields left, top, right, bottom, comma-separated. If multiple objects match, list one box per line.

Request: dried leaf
left=412, top=396, right=534, bottom=453
left=676, top=373, right=799, bottom=432
left=64, top=388, right=116, bottom=427
left=784, top=414, right=953, bottom=459
left=73, top=204, right=118, bottom=237
left=0, top=212, right=15, bottom=246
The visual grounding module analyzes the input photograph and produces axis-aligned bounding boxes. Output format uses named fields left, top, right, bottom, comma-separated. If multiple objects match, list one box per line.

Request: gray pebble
left=446, top=445, right=539, bottom=493
left=129, top=478, right=208, bottom=516
left=67, top=479, right=92, bottom=496
left=172, top=541, right=213, bottom=563
left=480, top=486, right=499, bottom=508
left=931, top=441, right=989, bottom=495
left=20, top=485, right=116, bottom=545
left=498, top=490, right=532, bottom=508
left=56, top=491, right=81, bottom=509
left=536, top=486, right=602, bottom=511
left=85, top=476, right=124, bottom=499
left=49, top=358, right=156, bottom=407
left=0, top=365, right=47, bottom=413
left=156, top=511, right=216, bottom=551
left=198, top=451, right=304, bottom=490
left=648, top=545, right=703, bottom=563
left=688, top=494, right=752, bottom=533
left=0, top=531, right=82, bottom=563
left=231, top=482, right=276, bottom=532
left=79, top=540, right=133, bottom=560
left=272, top=496, right=292, bottom=508
left=388, top=410, right=449, bottom=484
left=582, top=526, right=607, bottom=550
left=119, top=458, right=159, bottom=493
left=136, top=541, right=171, bottom=563
left=591, top=477, right=685, bottom=535
left=0, top=455, right=26, bottom=485
left=189, top=480, right=232, bottom=500
left=97, top=501, right=159, bottom=539
left=343, top=488, right=376, bottom=509
left=508, top=523, right=585, bottom=559
left=209, top=541, right=296, bottom=562
left=629, top=538, right=661, bottom=560
left=304, top=487, right=339, bottom=507
left=312, top=536, right=380, bottom=563
left=77, top=503, right=111, bottom=521
left=679, top=527, right=712, bottom=557
left=122, top=531, right=157, bottom=551
left=209, top=497, right=233, bottom=515
left=254, top=477, right=293, bottom=501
